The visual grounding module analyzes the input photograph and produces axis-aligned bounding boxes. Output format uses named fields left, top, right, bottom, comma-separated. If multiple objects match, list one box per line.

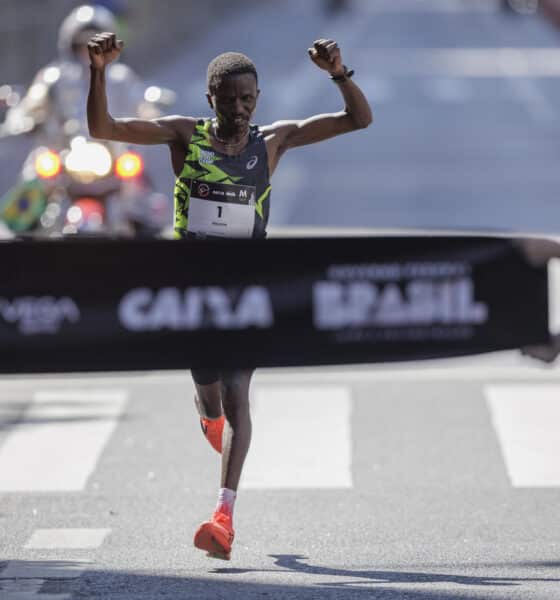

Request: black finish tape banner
left=0, top=236, right=550, bottom=374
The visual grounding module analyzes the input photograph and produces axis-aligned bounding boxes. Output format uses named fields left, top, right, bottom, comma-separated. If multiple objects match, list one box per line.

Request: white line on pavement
left=0, top=560, right=90, bottom=579
left=0, top=560, right=90, bottom=600
left=241, top=386, right=352, bottom=489
left=0, top=579, right=68, bottom=600
left=354, top=0, right=500, bottom=13
left=0, top=389, right=127, bottom=492
left=358, top=48, right=560, bottom=78
left=24, top=529, right=111, bottom=550
left=486, top=384, right=560, bottom=487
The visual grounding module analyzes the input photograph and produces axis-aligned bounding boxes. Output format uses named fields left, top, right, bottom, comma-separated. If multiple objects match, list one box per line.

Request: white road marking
left=0, top=389, right=127, bottom=492
left=0, top=560, right=91, bottom=578
left=0, top=560, right=90, bottom=600
left=241, top=386, right=352, bottom=489
left=359, top=48, right=560, bottom=78
left=467, top=47, right=560, bottom=77
left=24, top=528, right=111, bottom=550
left=354, top=0, right=500, bottom=13
left=486, top=384, right=560, bottom=487
left=0, top=579, right=65, bottom=600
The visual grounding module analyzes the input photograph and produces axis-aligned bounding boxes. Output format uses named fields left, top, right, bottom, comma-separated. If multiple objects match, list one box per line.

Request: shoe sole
left=194, top=524, right=232, bottom=561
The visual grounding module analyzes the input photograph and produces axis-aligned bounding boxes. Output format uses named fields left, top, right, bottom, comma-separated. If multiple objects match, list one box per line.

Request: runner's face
left=207, top=73, right=259, bottom=130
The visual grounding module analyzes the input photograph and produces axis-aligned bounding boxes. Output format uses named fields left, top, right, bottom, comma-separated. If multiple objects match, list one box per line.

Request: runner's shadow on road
left=213, top=553, right=560, bottom=589
left=3, top=560, right=560, bottom=600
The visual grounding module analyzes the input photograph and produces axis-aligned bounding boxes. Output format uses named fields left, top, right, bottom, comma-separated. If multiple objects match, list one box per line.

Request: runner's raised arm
left=263, top=39, right=373, bottom=171
left=87, top=32, right=194, bottom=145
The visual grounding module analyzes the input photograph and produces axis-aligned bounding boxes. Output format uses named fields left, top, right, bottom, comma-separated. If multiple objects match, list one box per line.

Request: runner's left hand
left=308, top=39, right=344, bottom=77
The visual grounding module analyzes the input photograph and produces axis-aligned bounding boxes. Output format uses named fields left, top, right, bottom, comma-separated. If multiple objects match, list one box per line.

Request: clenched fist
left=308, top=39, right=344, bottom=77
left=88, top=32, right=124, bottom=70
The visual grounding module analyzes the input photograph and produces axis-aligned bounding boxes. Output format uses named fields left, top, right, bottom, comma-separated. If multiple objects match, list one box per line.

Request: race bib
left=187, top=179, right=256, bottom=238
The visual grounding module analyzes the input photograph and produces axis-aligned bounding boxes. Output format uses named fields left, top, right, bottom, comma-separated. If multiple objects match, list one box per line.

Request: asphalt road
left=1, top=356, right=560, bottom=600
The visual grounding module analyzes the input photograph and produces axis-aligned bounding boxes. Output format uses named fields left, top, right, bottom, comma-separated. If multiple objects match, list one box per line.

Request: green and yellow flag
left=0, top=179, right=47, bottom=232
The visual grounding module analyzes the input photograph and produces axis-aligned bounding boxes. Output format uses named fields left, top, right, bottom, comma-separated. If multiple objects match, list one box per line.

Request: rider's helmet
left=57, top=4, right=117, bottom=62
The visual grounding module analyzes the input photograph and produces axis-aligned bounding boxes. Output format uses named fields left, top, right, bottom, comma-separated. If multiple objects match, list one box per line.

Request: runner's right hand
left=88, top=32, right=124, bottom=70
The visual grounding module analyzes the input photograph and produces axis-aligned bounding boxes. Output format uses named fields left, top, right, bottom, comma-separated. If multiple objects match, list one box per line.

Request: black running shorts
left=190, top=368, right=255, bottom=386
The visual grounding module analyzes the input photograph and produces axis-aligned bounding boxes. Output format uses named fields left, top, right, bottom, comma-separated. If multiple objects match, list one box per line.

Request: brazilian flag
left=0, top=179, right=47, bottom=232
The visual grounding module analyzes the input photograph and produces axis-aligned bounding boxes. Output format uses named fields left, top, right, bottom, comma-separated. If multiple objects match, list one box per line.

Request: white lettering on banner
left=327, top=262, right=471, bottom=281
left=313, top=278, right=488, bottom=330
left=0, top=296, right=80, bottom=335
left=119, top=286, right=274, bottom=332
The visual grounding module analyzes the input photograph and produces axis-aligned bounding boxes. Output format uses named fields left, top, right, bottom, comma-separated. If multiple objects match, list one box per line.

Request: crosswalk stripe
left=486, top=384, right=560, bottom=487
left=0, top=389, right=127, bottom=492
left=354, top=0, right=500, bottom=13
left=0, top=560, right=91, bottom=578
left=0, top=579, right=69, bottom=600
left=24, top=528, right=111, bottom=550
left=241, top=386, right=352, bottom=489
left=0, top=559, right=90, bottom=600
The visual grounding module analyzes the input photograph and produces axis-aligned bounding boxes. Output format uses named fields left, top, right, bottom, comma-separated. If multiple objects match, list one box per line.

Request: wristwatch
left=330, top=65, right=355, bottom=83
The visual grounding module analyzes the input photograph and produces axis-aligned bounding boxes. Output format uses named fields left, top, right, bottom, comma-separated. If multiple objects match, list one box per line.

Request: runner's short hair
left=207, top=52, right=258, bottom=93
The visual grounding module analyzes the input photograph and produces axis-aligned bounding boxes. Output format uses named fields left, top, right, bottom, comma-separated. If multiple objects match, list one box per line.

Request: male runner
left=87, top=33, right=372, bottom=560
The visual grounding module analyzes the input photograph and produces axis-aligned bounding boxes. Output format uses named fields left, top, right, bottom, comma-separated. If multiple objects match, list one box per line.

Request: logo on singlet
left=200, top=150, right=216, bottom=164
left=197, top=183, right=210, bottom=198
left=246, top=155, right=258, bottom=170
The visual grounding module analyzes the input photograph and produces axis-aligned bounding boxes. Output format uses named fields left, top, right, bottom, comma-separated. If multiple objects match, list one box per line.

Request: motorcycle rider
left=1, top=4, right=170, bottom=235
left=2, top=4, right=149, bottom=143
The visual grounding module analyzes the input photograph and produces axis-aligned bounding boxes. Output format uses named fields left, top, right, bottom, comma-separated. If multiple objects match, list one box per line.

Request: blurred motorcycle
left=0, top=85, right=174, bottom=238
left=0, top=84, right=23, bottom=123
left=0, top=4, right=176, bottom=238
left=1, top=117, right=169, bottom=237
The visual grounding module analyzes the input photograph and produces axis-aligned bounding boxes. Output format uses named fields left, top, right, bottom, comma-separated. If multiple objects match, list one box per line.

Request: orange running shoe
left=199, top=415, right=224, bottom=454
left=193, top=511, right=235, bottom=560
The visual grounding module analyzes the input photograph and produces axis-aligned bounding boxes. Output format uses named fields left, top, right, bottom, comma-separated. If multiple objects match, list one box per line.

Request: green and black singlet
left=173, top=119, right=272, bottom=239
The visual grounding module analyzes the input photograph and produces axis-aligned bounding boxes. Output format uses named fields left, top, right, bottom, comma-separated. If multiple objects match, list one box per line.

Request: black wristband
left=330, top=65, right=354, bottom=83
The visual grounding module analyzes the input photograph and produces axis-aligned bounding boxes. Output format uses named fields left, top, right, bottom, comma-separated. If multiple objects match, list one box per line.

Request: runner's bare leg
left=194, top=382, right=223, bottom=419
left=220, top=370, right=253, bottom=490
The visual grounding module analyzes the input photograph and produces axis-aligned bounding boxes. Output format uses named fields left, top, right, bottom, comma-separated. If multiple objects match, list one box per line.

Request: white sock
left=216, top=487, right=236, bottom=517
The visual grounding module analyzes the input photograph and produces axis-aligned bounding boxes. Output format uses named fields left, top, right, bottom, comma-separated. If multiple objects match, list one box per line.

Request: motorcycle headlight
left=115, top=152, right=144, bottom=179
left=65, top=139, right=113, bottom=181
left=35, top=150, right=62, bottom=179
